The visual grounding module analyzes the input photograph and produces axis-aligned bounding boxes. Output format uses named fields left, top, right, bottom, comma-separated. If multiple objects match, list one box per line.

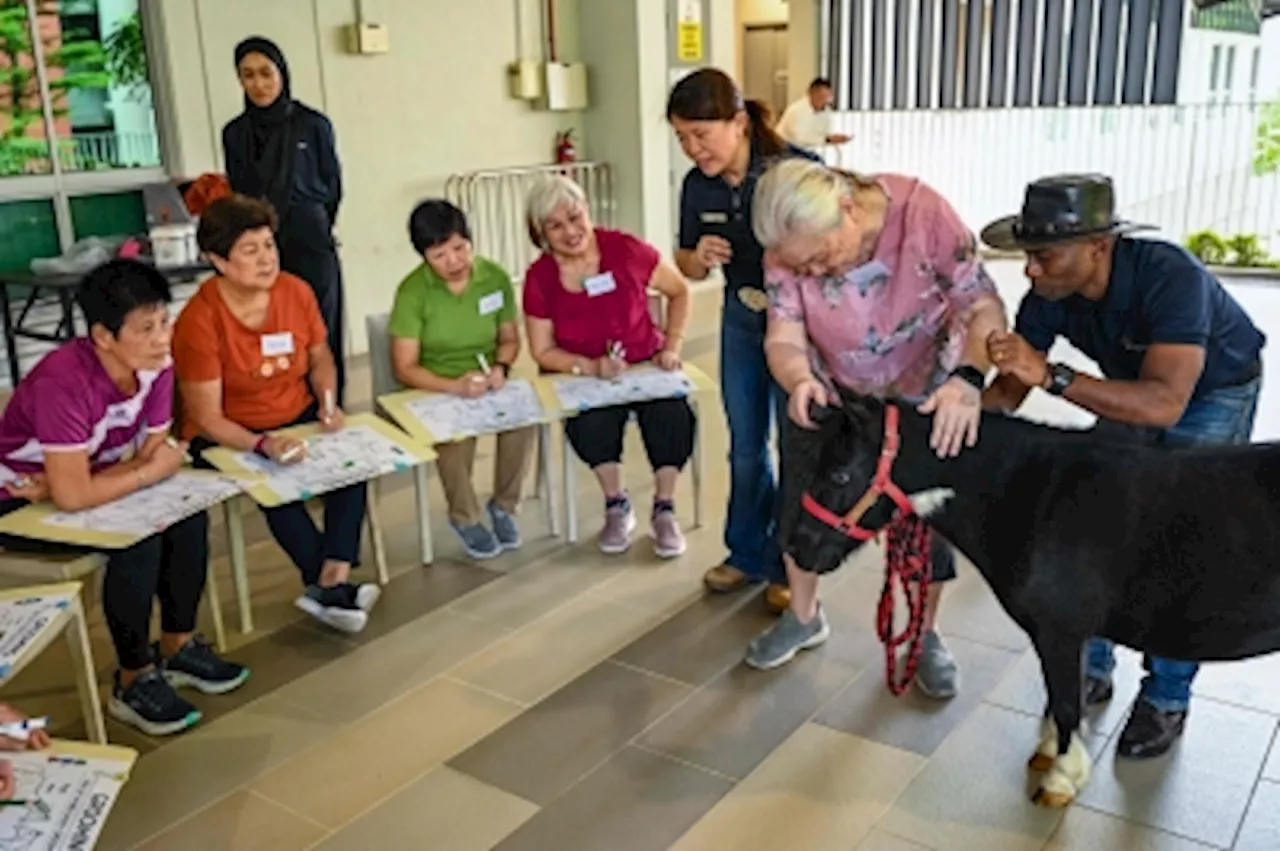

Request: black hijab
left=234, top=36, right=298, bottom=218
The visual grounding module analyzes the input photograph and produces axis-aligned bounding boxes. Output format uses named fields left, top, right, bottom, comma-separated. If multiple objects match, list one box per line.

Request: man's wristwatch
left=1043, top=363, right=1076, bottom=396
left=949, top=365, right=986, bottom=392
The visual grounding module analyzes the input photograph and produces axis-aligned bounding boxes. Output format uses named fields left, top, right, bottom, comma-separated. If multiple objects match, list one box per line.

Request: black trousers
left=0, top=503, right=208, bottom=671
left=190, top=405, right=366, bottom=587
left=564, top=397, right=696, bottom=473
left=279, top=227, right=346, bottom=405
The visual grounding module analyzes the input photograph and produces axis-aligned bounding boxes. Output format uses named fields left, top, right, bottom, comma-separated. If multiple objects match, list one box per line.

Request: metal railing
left=444, top=161, right=615, bottom=278
left=822, top=100, right=1280, bottom=258
left=0, top=129, right=161, bottom=176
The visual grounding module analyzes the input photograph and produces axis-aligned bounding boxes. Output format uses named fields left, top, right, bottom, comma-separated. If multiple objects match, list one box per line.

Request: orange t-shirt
left=173, top=273, right=328, bottom=438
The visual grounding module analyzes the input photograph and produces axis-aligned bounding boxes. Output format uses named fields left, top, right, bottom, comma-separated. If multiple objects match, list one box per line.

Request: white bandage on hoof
left=1029, top=716, right=1058, bottom=772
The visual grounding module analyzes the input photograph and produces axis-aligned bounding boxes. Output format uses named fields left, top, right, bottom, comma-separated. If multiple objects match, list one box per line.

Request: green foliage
left=103, top=11, right=147, bottom=99
left=1254, top=101, right=1280, bottom=177
left=1185, top=230, right=1229, bottom=265
left=1186, top=229, right=1279, bottom=268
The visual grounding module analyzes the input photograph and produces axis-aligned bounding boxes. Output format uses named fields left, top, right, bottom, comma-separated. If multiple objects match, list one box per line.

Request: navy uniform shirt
left=678, top=143, right=820, bottom=332
left=1015, top=237, right=1265, bottom=399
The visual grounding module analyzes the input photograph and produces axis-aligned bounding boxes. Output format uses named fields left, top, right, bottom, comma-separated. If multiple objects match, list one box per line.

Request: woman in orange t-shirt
left=173, top=194, right=378, bottom=635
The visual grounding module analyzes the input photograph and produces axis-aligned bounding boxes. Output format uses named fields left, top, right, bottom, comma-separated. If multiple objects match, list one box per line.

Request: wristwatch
left=949, top=365, right=986, bottom=392
left=1044, top=363, right=1076, bottom=396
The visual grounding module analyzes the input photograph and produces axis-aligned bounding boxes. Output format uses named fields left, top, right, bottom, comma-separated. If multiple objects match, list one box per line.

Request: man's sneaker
left=294, top=583, right=369, bottom=634
left=745, top=606, right=831, bottom=670
left=451, top=520, right=502, bottom=560
left=487, top=502, right=523, bottom=550
left=599, top=496, right=637, bottom=554
left=355, top=583, right=382, bottom=612
left=914, top=630, right=961, bottom=699
left=108, top=670, right=202, bottom=737
left=651, top=504, right=686, bottom=558
left=157, top=637, right=250, bottom=695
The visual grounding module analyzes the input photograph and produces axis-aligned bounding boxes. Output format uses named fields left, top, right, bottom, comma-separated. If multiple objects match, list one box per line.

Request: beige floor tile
left=588, top=528, right=721, bottom=616
left=250, top=677, right=522, bottom=830
left=270, top=608, right=509, bottom=724
left=1076, top=696, right=1275, bottom=848
left=447, top=553, right=624, bottom=629
left=135, top=789, right=329, bottom=851
left=449, top=592, right=667, bottom=704
left=877, top=703, right=1068, bottom=851
left=669, top=724, right=924, bottom=851
left=854, top=830, right=933, bottom=851
left=1044, top=807, right=1216, bottom=851
left=315, top=767, right=538, bottom=851
left=985, top=646, right=1145, bottom=737
left=1234, top=778, right=1280, bottom=851
left=98, top=698, right=340, bottom=850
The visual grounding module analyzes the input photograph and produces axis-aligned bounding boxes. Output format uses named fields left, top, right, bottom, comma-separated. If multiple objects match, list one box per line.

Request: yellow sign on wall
left=677, top=0, right=704, bottom=62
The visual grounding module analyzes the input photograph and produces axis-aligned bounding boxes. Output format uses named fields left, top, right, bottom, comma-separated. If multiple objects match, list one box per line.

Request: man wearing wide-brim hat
left=982, top=173, right=1266, bottom=760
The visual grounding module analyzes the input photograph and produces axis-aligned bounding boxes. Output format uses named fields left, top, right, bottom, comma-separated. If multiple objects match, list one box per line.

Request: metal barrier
left=444, top=161, right=615, bottom=278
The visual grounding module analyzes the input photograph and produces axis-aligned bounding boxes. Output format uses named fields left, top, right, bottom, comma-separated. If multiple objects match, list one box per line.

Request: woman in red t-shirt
left=523, top=175, right=695, bottom=558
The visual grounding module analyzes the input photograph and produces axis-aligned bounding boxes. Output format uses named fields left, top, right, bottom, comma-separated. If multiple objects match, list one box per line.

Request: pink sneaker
left=599, top=500, right=636, bottom=554
left=651, top=510, right=686, bottom=559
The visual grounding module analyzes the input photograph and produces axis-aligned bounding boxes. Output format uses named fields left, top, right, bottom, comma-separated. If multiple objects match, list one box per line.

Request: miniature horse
left=785, top=393, right=1280, bottom=807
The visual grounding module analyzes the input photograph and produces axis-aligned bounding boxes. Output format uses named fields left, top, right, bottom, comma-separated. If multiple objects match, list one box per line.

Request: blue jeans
left=1086, top=375, right=1262, bottom=712
left=720, top=318, right=788, bottom=584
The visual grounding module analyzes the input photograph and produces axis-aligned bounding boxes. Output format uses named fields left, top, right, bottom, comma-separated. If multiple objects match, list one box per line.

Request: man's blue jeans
left=719, top=319, right=788, bottom=584
left=1086, top=375, right=1262, bottom=712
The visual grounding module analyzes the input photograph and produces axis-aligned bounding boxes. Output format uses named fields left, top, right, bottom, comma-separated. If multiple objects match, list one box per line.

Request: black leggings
left=564, top=397, right=696, bottom=472
left=0, top=503, right=208, bottom=671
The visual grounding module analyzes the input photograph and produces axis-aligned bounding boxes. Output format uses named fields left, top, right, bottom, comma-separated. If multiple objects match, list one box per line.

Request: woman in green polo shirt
left=388, top=200, right=537, bottom=559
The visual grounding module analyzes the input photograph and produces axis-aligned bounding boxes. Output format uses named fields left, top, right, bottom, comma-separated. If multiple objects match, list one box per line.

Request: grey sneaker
left=651, top=506, right=686, bottom=558
left=914, top=630, right=960, bottom=699
left=451, top=521, right=502, bottom=560
left=744, top=606, right=831, bottom=670
left=487, top=501, right=523, bottom=550
left=599, top=497, right=636, bottom=554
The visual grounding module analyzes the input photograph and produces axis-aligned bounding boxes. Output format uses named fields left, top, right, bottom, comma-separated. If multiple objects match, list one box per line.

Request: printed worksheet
left=234, top=424, right=416, bottom=503
left=403, top=381, right=545, bottom=443
left=0, top=751, right=130, bottom=851
left=39, top=473, right=241, bottom=539
left=0, top=591, right=74, bottom=680
left=553, top=370, right=696, bottom=412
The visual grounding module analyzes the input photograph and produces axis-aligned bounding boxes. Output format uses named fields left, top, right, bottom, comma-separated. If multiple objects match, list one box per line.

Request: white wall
left=736, top=0, right=820, bottom=103
left=152, top=0, right=585, bottom=355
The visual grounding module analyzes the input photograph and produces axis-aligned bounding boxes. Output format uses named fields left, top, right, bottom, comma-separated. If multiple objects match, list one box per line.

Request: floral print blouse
left=766, top=173, right=999, bottom=401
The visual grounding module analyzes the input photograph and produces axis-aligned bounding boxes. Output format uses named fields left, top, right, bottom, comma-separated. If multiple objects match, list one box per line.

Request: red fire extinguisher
left=555, top=130, right=577, bottom=164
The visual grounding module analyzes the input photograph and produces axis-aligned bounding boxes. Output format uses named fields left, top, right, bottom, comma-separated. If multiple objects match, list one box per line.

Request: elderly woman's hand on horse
left=788, top=376, right=830, bottom=430
left=918, top=376, right=982, bottom=458
left=988, top=330, right=1049, bottom=389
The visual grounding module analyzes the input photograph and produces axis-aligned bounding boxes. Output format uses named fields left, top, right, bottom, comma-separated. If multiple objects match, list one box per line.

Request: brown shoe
left=703, top=564, right=752, bottom=593
left=764, top=584, right=791, bottom=614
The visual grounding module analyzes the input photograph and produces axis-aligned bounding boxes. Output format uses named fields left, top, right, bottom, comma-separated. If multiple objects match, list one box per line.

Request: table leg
left=691, top=399, right=704, bottom=529
left=414, top=464, right=434, bottom=566
left=65, top=595, right=107, bottom=744
left=203, top=553, right=227, bottom=652
left=367, top=478, right=390, bottom=586
left=224, top=500, right=254, bottom=634
left=539, top=423, right=560, bottom=537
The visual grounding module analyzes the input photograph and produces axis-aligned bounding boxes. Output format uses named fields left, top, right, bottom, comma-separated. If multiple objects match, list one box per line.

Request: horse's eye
left=831, top=470, right=851, bottom=486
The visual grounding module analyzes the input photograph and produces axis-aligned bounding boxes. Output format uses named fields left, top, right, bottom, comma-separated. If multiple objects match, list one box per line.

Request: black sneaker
left=157, top=637, right=251, bottom=695
left=1117, top=700, right=1187, bottom=760
left=294, top=583, right=369, bottom=634
left=108, top=669, right=202, bottom=737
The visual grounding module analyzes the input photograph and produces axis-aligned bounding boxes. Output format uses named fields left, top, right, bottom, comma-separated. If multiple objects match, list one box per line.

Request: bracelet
left=252, top=435, right=269, bottom=458
left=950, top=365, right=987, bottom=391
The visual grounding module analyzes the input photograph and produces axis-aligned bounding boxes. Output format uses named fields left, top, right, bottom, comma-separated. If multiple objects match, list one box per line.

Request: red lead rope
left=876, top=514, right=933, bottom=696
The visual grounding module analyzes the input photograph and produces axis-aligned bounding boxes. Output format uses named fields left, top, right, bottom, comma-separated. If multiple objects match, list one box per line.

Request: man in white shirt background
left=775, top=77, right=852, bottom=151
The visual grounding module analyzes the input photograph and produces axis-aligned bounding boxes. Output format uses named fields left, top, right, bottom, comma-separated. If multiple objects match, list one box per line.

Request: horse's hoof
left=1031, top=787, right=1074, bottom=809
left=1027, top=752, right=1055, bottom=772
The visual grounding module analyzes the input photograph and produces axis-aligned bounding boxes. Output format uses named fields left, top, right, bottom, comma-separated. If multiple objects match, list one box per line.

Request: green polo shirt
left=387, top=257, right=518, bottom=379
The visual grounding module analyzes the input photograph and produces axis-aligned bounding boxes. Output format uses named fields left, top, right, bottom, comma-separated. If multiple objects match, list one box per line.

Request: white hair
left=525, top=174, right=588, bottom=246
left=752, top=158, right=855, bottom=249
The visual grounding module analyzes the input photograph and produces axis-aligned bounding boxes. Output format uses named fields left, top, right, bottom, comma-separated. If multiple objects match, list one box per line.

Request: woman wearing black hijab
left=222, top=36, right=348, bottom=401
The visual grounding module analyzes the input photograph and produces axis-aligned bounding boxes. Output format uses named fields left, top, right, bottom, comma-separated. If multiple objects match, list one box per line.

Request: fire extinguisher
left=555, top=130, right=577, bottom=164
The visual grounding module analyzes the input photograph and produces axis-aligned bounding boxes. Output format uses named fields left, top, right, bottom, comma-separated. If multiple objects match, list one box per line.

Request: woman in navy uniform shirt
left=223, top=36, right=348, bottom=402
left=667, top=68, right=819, bottom=613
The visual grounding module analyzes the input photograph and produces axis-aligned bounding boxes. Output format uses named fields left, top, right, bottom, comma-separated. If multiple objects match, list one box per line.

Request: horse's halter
left=800, top=404, right=916, bottom=541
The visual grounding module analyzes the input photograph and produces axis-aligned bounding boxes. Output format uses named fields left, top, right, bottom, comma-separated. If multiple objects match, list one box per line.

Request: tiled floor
left=8, top=267, right=1280, bottom=850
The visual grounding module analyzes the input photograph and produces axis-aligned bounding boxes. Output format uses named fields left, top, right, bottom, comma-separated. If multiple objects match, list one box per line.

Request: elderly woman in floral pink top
left=743, top=158, right=1008, bottom=694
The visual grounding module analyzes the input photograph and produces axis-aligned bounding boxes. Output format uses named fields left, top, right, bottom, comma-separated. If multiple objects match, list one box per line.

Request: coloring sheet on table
left=0, top=751, right=129, bottom=851
left=403, top=381, right=544, bottom=443
left=0, top=591, right=74, bottom=679
left=234, top=424, right=415, bottom=502
left=39, top=473, right=241, bottom=539
left=553, top=370, right=696, bottom=412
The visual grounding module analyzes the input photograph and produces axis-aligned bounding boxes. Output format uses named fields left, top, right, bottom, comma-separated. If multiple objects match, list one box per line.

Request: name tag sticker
left=700, top=212, right=729, bottom=223
left=583, top=272, right=618, bottom=297
left=478, top=291, right=505, bottom=316
left=260, top=332, right=295, bottom=357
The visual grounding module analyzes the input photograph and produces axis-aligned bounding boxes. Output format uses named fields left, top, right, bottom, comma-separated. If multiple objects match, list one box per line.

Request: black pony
left=786, top=392, right=1280, bottom=807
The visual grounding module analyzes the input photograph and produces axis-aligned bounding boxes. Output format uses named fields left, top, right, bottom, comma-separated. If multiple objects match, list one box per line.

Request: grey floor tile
left=1193, top=651, right=1280, bottom=717
left=491, top=746, right=734, bottom=851
left=814, top=632, right=1019, bottom=757
left=636, top=647, right=859, bottom=780
left=1234, top=778, right=1280, bottom=851
left=611, top=589, right=776, bottom=686
left=1077, top=696, right=1276, bottom=848
left=344, top=560, right=502, bottom=645
left=985, top=646, right=1145, bottom=738
left=450, top=660, right=691, bottom=805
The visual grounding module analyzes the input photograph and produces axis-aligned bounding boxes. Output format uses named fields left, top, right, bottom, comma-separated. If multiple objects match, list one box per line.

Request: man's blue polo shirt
left=1015, top=237, right=1265, bottom=398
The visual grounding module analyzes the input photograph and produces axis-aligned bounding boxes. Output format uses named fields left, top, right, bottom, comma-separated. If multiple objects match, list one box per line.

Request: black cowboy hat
left=980, top=174, right=1154, bottom=251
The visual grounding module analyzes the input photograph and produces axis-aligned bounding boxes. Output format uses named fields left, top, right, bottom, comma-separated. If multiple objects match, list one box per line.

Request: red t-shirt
left=523, top=228, right=664, bottom=363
